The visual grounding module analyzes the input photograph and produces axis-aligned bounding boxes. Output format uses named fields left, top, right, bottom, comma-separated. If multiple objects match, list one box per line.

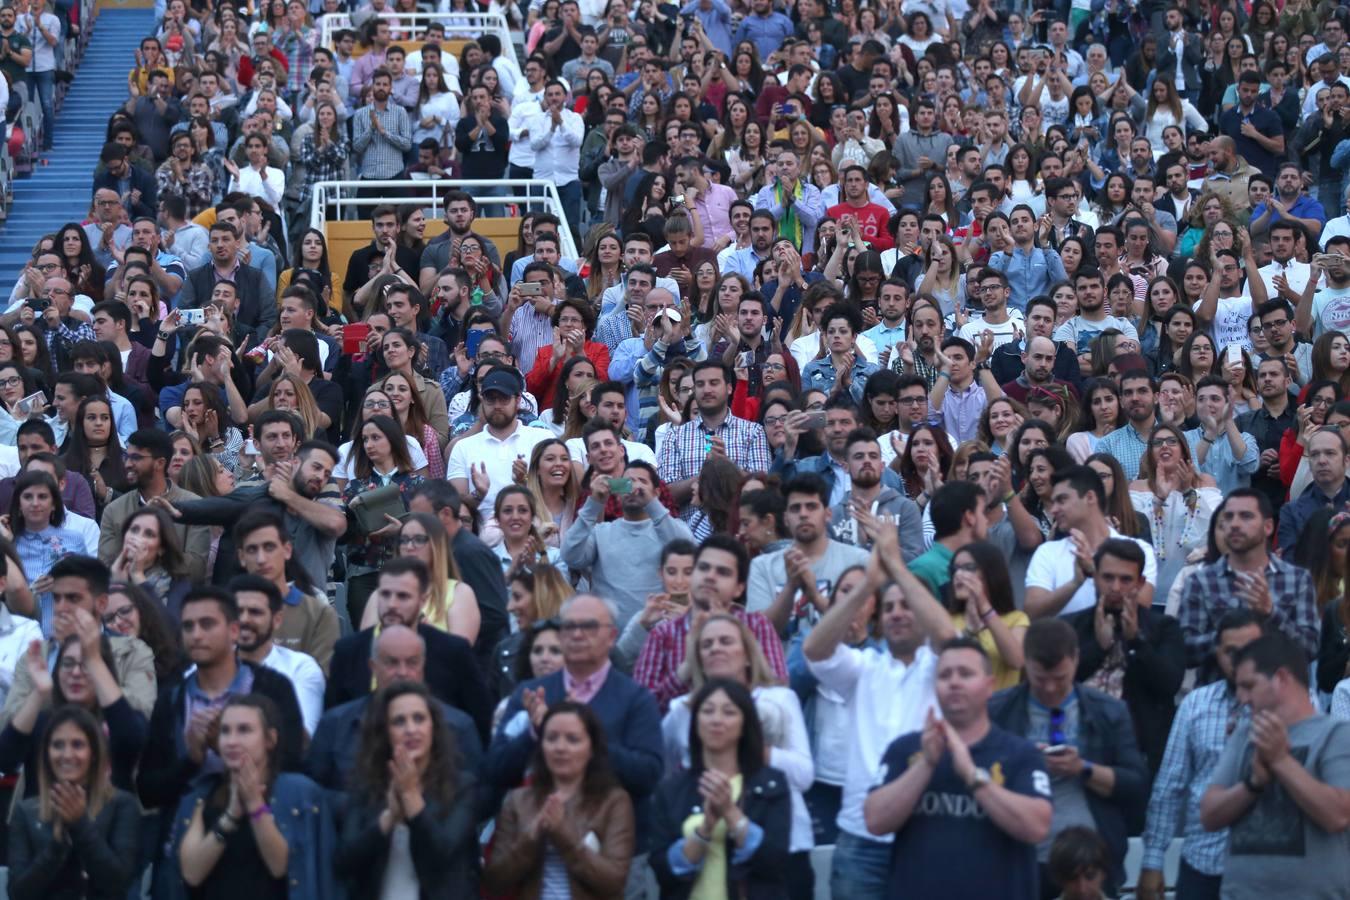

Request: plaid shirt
left=1177, top=555, right=1319, bottom=671
left=352, top=103, right=412, bottom=179
left=297, top=133, right=349, bottom=207
left=43, top=318, right=95, bottom=372
left=1097, top=420, right=1156, bottom=481
left=1142, top=678, right=1249, bottom=876
left=155, top=160, right=216, bottom=219
left=275, top=25, right=318, bottom=93
left=893, top=351, right=941, bottom=390
left=633, top=606, right=788, bottom=712
left=658, top=413, right=772, bottom=518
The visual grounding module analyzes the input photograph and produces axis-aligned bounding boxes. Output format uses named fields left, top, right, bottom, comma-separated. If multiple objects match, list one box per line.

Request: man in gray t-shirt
left=1202, top=632, right=1350, bottom=900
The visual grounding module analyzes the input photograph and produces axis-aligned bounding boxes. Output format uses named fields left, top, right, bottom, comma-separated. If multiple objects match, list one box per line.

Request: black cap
left=480, top=369, right=522, bottom=398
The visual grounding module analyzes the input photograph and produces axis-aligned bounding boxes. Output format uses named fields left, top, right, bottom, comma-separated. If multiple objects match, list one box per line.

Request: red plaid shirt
left=633, top=606, right=787, bottom=713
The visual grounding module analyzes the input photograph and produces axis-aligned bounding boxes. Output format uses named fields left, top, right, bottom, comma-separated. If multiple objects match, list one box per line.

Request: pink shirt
left=563, top=660, right=612, bottom=703
left=695, top=182, right=739, bottom=249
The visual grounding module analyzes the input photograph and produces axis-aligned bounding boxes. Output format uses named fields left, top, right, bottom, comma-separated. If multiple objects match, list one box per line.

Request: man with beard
left=1136, top=610, right=1263, bottom=900
left=351, top=67, right=412, bottom=183
left=231, top=573, right=325, bottom=737
left=1201, top=631, right=1350, bottom=900
left=776, top=395, right=904, bottom=506
left=1201, top=136, right=1261, bottom=217
left=231, top=509, right=339, bottom=674
left=305, top=624, right=482, bottom=790
left=896, top=299, right=945, bottom=390
left=447, top=367, right=553, bottom=517
left=747, top=473, right=870, bottom=634
left=416, top=191, right=502, bottom=294
left=722, top=209, right=778, bottom=281
left=136, top=586, right=304, bottom=825
left=986, top=205, right=1067, bottom=313
left=561, top=459, right=693, bottom=627
left=325, top=557, right=491, bottom=742
left=1064, top=539, right=1185, bottom=775
left=633, top=532, right=786, bottom=710
left=1053, top=269, right=1138, bottom=356
left=657, top=360, right=771, bottom=517
left=153, top=437, right=345, bottom=591
left=98, top=428, right=211, bottom=579
left=1297, top=236, right=1350, bottom=337
left=828, top=427, right=922, bottom=560
left=998, top=316, right=1081, bottom=401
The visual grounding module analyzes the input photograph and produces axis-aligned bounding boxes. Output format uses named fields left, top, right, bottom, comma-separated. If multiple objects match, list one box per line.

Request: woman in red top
left=525, top=299, right=611, bottom=403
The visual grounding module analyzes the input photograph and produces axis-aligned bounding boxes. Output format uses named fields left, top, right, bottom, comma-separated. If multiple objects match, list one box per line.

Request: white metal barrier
left=308, top=178, right=578, bottom=259
left=318, top=11, right=519, bottom=71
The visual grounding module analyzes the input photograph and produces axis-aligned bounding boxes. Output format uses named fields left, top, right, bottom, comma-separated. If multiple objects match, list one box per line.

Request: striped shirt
left=658, top=413, right=772, bottom=519
left=1141, top=679, right=1248, bottom=875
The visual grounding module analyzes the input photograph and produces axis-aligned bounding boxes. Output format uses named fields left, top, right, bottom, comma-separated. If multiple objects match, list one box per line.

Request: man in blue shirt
left=1219, top=71, right=1286, bottom=178
left=733, top=0, right=794, bottom=61
left=1277, top=426, right=1350, bottom=549
left=985, top=205, right=1066, bottom=313
left=680, top=0, right=734, bottom=56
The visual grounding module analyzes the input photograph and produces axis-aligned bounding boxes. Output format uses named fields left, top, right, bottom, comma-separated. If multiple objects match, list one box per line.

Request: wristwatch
left=966, top=766, right=992, bottom=791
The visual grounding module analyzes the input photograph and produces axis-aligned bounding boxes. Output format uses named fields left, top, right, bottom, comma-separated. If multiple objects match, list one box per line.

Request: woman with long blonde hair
left=261, top=372, right=322, bottom=439
left=523, top=438, right=580, bottom=546
left=359, top=512, right=480, bottom=643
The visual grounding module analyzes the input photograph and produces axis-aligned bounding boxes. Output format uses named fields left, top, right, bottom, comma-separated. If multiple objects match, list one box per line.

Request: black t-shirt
left=543, top=26, right=581, bottom=74
left=871, top=723, right=1050, bottom=900
left=189, top=792, right=288, bottom=900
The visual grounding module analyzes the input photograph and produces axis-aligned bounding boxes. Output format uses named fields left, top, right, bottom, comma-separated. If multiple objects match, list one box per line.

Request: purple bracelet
left=249, top=803, right=271, bottom=822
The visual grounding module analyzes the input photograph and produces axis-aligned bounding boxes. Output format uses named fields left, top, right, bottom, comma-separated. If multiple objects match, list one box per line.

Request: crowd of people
left=5, top=0, right=1350, bottom=897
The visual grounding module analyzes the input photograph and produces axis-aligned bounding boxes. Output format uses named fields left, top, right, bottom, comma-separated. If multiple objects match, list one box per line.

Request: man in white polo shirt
left=447, top=367, right=553, bottom=515
left=1025, top=465, right=1157, bottom=620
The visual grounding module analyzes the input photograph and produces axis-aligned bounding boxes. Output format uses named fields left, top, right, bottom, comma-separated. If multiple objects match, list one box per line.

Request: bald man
left=306, top=624, right=483, bottom=791
left=999, top=334, right=1080, bottom=403
left=1202, top=136, right=1260, bottom=217
left=82, top=189, right=134, bottom=269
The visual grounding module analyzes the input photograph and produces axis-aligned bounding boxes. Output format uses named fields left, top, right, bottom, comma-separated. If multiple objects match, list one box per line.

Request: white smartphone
left=1225, top=344, right=1243, bottom=366
left=16, top=392, right=44, bottom=416
left=179, top=308, right=207, bottom=326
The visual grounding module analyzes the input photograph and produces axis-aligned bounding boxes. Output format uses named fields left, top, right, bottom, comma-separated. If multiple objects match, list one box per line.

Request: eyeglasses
left=899, top=396, right=928, bottom=406
left=123, top=451, right=149, bottom=463
left=763, top=361, right=787, bottom=373
left=34, top=262, right=60, bottom=272
left=1311, top=396, right=1336, bottom=408
left=457, top=514, right=474, bottom=528
left=102, top=606, right=135, bottom=626
left=363, top=398, right=392, bottom=410
left=1263, top=318, right=1290, bottom=328
left=0, top=376, right=22, bottom=388
left=57, top=657, right=86, bottom=672
left=763, top=414, right=788, bottom=426
left=1150, top=436, right=1181, bottom=448
left=559, top=619, right=607, bottom=634
left=398, top=534, right=431, bottom=547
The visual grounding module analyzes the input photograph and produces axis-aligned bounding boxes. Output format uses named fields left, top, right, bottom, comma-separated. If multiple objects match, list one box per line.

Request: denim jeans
left=556, top=178, right=582, bottom=243
left=28, top=70, right=54, bottom=150
left=829, top=830, right=891, bottom=900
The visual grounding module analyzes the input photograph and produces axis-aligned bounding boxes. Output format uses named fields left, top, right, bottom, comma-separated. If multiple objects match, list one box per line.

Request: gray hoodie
left=829, top=487, right=925, bottom=562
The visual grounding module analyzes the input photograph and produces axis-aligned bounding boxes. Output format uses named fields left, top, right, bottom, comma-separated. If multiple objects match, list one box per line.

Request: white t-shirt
left=1194, top=295, right=1253, bottom=353
left=1053, top=315, right=1139, bottom=355
left=446, top=422, right=555, bottom=511
left=1311, top=285, right=1350, bottom=338
left=957, top=309, right=1025, bottom=354
left=262, top=643, right=325, bottom=737
left=334, top=436, right=428, bottom=480
left=1026, top=529, right=1157, bottom=616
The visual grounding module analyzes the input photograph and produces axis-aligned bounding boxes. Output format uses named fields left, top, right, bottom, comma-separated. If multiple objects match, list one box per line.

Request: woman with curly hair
left=1178, top=193, right=1242, bottom=259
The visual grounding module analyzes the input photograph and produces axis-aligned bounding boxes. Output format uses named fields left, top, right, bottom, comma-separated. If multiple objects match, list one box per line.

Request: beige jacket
left=98, top=485, right=210, bottom=580
left=0, top=633, right=157, bottom=730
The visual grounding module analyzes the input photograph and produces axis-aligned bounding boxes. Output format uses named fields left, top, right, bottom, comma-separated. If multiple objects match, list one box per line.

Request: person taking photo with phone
left=561, top=459, right=693, bottom=630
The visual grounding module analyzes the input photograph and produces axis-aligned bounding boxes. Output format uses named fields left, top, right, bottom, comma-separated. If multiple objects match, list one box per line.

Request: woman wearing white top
left=413, top=62, right=460, bottom=145
left=333, top=389, right=428, bottom=489
left=225, top=133, right=285, bottom=207
left=897, top=11, right=944, bottom=57
left=660, top=613, right=815, bottom=871
left=1142, top=79, right=1206, bottom=154
left=1128, top=423, right=1222, bottom=601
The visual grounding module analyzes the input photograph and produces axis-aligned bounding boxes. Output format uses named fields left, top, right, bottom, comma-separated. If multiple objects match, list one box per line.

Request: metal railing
left=318, top=11, right=519, bottom=70
left=308, top=178, right=577, bottom=259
